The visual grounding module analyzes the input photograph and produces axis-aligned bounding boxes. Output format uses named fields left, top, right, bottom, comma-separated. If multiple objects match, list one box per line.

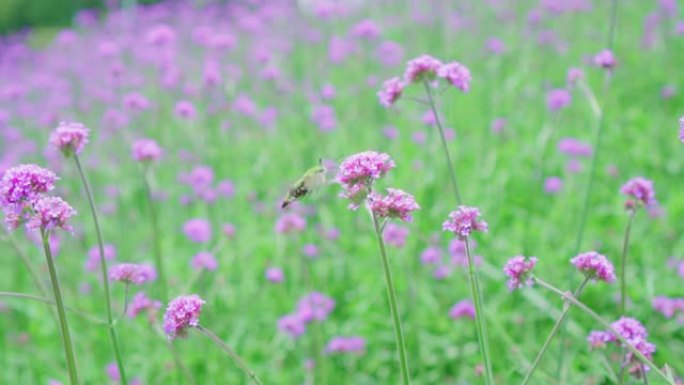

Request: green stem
left=620, top=209, right=636, bottom=315
left=0, top=291, right=106, bottom=325
left=533, top=277, right=676, bottom=384
left=4, top=233, right=50, bottom=297
left=464, top=238, right=495, bottom=385
left=520, top=277, right=590, bottom=385
left=142, top=165, right=167, bottom=302
left=73, top=154, right=128, bottom=385
left=371, top=212, right=411, bottom=385
left=195, top=325, right=264, bottom=385
left=423, top=80, right=463, bottom=205
left=41, top=229, right=80, bottom=385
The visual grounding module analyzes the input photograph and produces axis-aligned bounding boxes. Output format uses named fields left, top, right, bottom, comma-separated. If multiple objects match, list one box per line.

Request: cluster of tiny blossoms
left=49, top=121, right=90, bottom=157
left=336, top=151, right=395, bottom=209
left=109, top=263, right=156, bottom=285
left=377, top=54, right=471, bottom=107
left=570, top=251, right=616, bottom=283
left=588, top=317, right=656, bottom=378
left=620, top=177, right=656, bottom=209
left=367, top=188, right=420, bottom=222
left=503, top=256, right=538, bottom=290
left=0, top=164, right=76, bottom=233
left=277, top=292, right=335, bottom=339
left=325, top=336, right=366, bottom=354
left=442, top=206, right=488, bottom=239
left=162, top=294, right=205, bottom=339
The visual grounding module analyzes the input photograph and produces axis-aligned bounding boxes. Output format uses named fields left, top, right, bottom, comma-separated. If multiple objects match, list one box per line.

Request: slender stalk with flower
left=336, top=151, right=419, bottom=385
left=163, top=294, right=263, bottom=385
left=132, top=138, right=168, bottom=302
left=0, top=164, right=80, bottom=384
left=49, top=122, right=128, bottom=385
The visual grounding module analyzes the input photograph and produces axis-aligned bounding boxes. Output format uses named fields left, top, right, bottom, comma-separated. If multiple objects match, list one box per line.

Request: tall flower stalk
left=50, top=122, right=128, bottom=383
left=336, top=151, right=419, bottom=385
left=619, top=209, right=636, bottom=315
left=196, top=326, right=264, bottom=385
left=41, top=229, right=80, bottom=385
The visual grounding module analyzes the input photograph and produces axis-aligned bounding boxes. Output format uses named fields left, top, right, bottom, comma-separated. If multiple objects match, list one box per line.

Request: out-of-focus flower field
left=0, top=0, right=683, bottom=384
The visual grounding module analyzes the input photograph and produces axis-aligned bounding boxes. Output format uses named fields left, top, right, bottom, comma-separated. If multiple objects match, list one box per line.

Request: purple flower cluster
left=190, top=252, right=218, bottom=271
left=620, top=177, right=656, bottom=208
left=383, top=223, right=410, bottom=247
left=377, top=77, right=405, bottom=108
left=367, top=188, right=420, bottom=222
left=49, top=121, right=90, bottom=156
left=449, top=300, right=476, bottom=320
left=128, top=292, right=162, bottom=321
left=85, top=244, right=117, bottom=272
left=594, top=49, right=617, bottom=69
left=275, top=212, right=307, bottom=234
left=546, top=88, right=572, bottom=111
left=109, top=263, right=155, bottom=285
left=442, top=206, right=488, bottom=239
left=588, top=317, right=656, bottom=378
left=326, top=336, right=366, bottom=354
left=503, top=256, right=538, bottom=290
left=404, top=55, right=443, bottom=82
left=163, top=294, right=205, bottom=339
left=26, top=197, right=77, bottom=233
left=558, top=138, right=593, bottom=157
left=652, top=296, right=684, bottom=319
left=336, top=151, right=395, bottom=209
left=182, top=218, right=213, bottom=243
left=277, top=292, right=335, bottom=339
left=570, top=251, right=616, bottom=283
left=131, top=138, right=163, bottom=162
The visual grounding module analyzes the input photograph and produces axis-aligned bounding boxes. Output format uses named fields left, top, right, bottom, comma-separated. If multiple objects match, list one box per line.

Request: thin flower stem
left=41, top=229, right=80, bottom=385
left=371, top=212, right=411, bottom=385
left=73, top=154, right=128, bottom=385
left=520, top=277, right=590, bottom=385
left=533, top=277, right=676, bottom=385
left=423, top=80, right=463, bottom=205
left=4, top=232, right=50, bottom=297
left=0, top=291, right=106, bottom=325
left=195, top=325, right=264, bottom=385
left=464, top=238, right=495, bottom=385
left=142, top=165, right=167, bottom=302
left=620, top=209, right=636, bottom=315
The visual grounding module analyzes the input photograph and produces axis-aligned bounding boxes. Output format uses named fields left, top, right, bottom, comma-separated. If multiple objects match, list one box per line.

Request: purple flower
left=26, top=196, right=77, bottom=233
left=594, top=49, right=617, bottom=69
left=437, top=62, right=471, bottom=92
left=175, top=101, right=197, bottom=119
left=163, top=294, right=205, bottom=339
left=128, top=292, right=161, bottom=320
left=123, top=92, right=151, bottom=111
left=190, top=252, right=218, bottom=271
left=491, top=118, right=507, bottom=133
left=420, top=246, right=442, bottom=265
left=449, top=300, right=476, bottom=320
left=558, top=138, right=593, bottom=157
left=570, top=251, right=616, bottom=283
left=404, top=55, right=443, bottom=83
left=277, top=313, right=307, bottom=338
left=544, top=177, right=563, bottom=194
left=588, top=317, right=655, bottom=378
left=109, top=263, right=151, bottom=285
left=131, top=138, right=162, bottom=162
left=567, top=67, right=585, bottom=86
left=337, top=151, right=395, bottom=209
left=138, top=263, right=157, bottom=282
left=350, top=19, right=380, bottom=40
left=297, top=292, right=335, bottom=322
left=652, top=296, right=684, bottom=319
left=275, top=213, right=306, bottom=234
left=377, top=77, right=406, bottom=108
left=620, top=177, right=656, bottom=207
left=326, top=336, right=366, bottom=354
left=302, top=243, right=319, bottom=258
left=376, top=41, right=404, bottom=67
left=182, top=218, right=212, bottom=243
left=106, top=362, right=120, bottom=381
left=442, top=206, right=488, bottom=239
left=85, top=244, right=116, bottom=272
left=546, top=88, right=572, bottom=111
left=367, top=188, right=420, bottom=222
left=311, top=104, right=337, bottom=132
left=0, top=164, right=58, bottom=209
left=265, top=267, right=284, bottom=283
left=383, top=223, right=409, bottom=247
left=503, top=256, right=538, bottom=290
left=49, top=122, right=90, bottom=156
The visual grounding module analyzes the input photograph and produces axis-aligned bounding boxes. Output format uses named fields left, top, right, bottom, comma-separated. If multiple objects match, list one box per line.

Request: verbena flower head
left=182, top=218, right=212, bottom=243
left=620, top=177, right=656, bottom=208
left=546, top=88, right=572, bottom=111
left=337, top=151, right=395, bottom=209
left=558, top=138, right=593, bottom=157
left=277, top=313, right=307, bottom=339
left=367, top=188, right=420, bottom=222
left=163, top=294, right=205, bottom=339
left=377, top=77, right=405, bottom=108
left=437, top=61, right=471, bottom=92
left=587, top=317, right=655, bottom=378
left=449, top=300, right=476, bottom=320
left=0, top=164, right=58, bottom=209
left=567, top=67, right=585, bottom=86
left=594, top=49, right=617, bottom=69
left=275, top=213, right=306, bottom=234
left=383, top=223, right=409, bottom=247
left=265, top=267, right=284, bottom=283
left=190, top=252, right=218, bottom=271
left=652, top=296, right=684, bottom=319
left=26, top=196, right=77, bottom=233
left=404, top=54, right=443, bottom=83
left=109, top=263, right=152, bottom=285
left=503, top=256, right=538, bottom=290
left=131, top=138, right=163, bottom=162
left=326, top=336, right=366, bottom=354
left=570, top=251, right=616, bottom=283
left=128, top=292, right=161, bottom=320
left=442, top=206, right=488, bottom=239
left=297, top=292, right=335, bottom=322
left=49, top=121, right=90, bottom=156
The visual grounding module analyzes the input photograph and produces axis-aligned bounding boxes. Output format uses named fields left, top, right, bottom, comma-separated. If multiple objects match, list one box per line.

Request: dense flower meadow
left=0, top=0, right=683, bottom=384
